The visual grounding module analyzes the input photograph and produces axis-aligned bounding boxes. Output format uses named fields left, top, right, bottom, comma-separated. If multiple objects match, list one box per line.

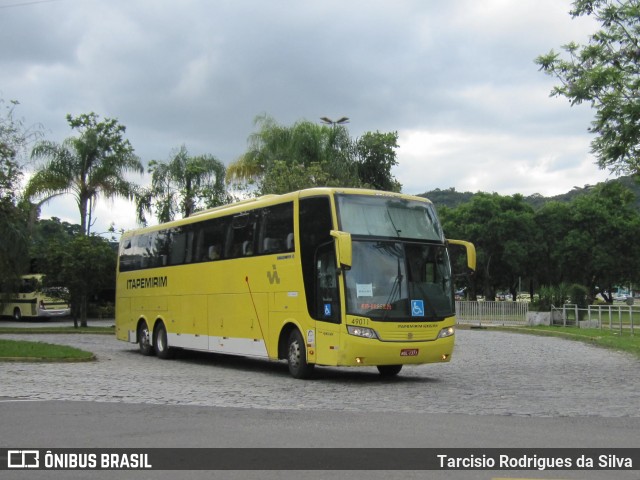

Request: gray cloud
left=1, top=0, right=612, bottom=232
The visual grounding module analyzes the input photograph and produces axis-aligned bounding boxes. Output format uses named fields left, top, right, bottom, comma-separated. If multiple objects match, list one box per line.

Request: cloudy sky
left=1, top=0, right=613, bottom=234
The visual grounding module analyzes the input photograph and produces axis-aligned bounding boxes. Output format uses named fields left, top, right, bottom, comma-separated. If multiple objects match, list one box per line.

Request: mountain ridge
left=417, top=175, right=640, bottom=210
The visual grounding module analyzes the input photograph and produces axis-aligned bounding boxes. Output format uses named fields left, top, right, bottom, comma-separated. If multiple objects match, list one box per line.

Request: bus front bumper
left=335, top=334, right=455, bottom=367
left=37, top=308, right=71, bottom=318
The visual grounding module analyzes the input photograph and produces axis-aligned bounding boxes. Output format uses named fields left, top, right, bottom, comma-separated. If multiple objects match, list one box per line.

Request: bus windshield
left=336, top=194, right=444, bottom=241
left=344, top=241, right=454, bottom=321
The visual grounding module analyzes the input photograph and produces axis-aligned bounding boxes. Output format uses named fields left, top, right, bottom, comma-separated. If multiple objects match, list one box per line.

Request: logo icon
left=411, top=300, right=425, bottom=317
left=266, top=265, right=280, bottom=284
left=8, top=450, right=39, bottom=469
left=324, top=304, right=332, bottom=317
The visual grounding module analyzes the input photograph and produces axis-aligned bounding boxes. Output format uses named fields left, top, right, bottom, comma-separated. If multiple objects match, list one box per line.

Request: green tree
left=0, top=99, right=37, bottom=294
left=137, top=145, right=229, bottom=224
left=29, top=217, right=82, bottom=271
left=440, top=193, right=540, bottom=300
left=533, top=200, right=573, bottom=286
left=535, top=0, right=640, bottom=175
left=354, top=131, right=401, bottom=192
left=228, top=114, right=359, bottom=194
left=549, top=182, right=640, bottom=301
left=26, top=113, right=143, bottom=235
left=228, top=115, right=401, bottom=195
left=40, top=234, right=116, bottom=327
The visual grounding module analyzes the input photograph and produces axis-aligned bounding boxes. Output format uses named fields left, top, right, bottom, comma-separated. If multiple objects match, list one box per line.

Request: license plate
left=400, top=349, right=419, bottom=356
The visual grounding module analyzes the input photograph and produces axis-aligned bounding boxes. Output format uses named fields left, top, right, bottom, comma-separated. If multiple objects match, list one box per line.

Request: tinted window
left=258, top=202, right=294, bottom=254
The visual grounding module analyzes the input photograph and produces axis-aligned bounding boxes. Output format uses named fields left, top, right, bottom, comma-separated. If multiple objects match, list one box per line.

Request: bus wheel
left=13, top=308, right=22, bottom=321
left=287, top=329, right=314, bottom=379
left=153, top=322, right=174, bottom=360
left=377, top=365, right=402, bottom=377
left=138, top=322, right=153, bottom=356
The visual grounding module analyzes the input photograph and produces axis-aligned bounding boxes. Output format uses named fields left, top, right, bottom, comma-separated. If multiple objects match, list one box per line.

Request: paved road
left=1, top=323, right=639, bottom=479
left=1, top=325, right=639, bottom=417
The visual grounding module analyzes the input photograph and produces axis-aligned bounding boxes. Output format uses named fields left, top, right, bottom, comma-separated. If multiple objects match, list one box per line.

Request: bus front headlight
left=437, top=326, right=455, bottom=339
left=347, top=325, right=379, bottom=339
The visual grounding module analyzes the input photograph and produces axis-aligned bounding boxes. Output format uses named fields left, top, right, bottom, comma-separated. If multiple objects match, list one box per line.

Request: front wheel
left=13, top=307, right=22, bottom=321
left=287, top=329, right=314, bottom=379
left=377, top=365, right=402, bottom=377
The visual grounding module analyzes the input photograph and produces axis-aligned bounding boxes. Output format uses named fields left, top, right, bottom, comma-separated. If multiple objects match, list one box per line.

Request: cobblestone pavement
left=1, top=329, right=638, bottom=417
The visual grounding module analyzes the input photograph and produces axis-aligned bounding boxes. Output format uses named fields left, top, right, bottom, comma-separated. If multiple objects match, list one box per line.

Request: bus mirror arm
left=330, top=230, right=352, bottom=270
left=447, top=239, right=477, bottom=273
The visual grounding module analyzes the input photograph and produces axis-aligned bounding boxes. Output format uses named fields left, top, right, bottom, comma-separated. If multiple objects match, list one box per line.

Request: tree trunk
left=80, top=294, right=88, bottom=328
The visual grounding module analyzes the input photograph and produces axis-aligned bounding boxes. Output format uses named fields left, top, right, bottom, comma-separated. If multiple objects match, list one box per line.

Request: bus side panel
left=315, top=321, right=341, bottom=366
left=207, top=293, right=269, bottom=357
left=167, top=295, right=209, bottom=351
left=132, top=295, right=167, bottom=313
left=115, top=297, right=132, bottom=342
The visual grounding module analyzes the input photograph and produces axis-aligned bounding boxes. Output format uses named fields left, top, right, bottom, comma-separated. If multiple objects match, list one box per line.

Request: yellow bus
left=1, top=274, right=71, bottom=320
left=115, top=188, right=475, bottom=378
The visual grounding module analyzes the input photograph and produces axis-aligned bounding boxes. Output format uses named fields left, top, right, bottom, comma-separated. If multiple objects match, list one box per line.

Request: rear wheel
left=138, top=321, right=153, bottom=356
left=13, top=307, right=22, bottom=321
left=287, top=329, right=314, bottom=379
left=153, top=322, right=174, bottom=359
left=377, top=365, right=402, bottom=377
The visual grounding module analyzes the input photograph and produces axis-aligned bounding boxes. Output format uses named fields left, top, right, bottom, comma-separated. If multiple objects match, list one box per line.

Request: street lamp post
left=320, top=116, right=349, bottom=127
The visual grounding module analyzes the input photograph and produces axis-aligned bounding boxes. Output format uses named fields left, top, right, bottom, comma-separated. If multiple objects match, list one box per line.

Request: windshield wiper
left=386, top=208, right=401, bottom=237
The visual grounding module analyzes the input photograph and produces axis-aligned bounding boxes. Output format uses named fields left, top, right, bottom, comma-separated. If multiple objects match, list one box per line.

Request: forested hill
left=417, top=175, right=640, bottom=211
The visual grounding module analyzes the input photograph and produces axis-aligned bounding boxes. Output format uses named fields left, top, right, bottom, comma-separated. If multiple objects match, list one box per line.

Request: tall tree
left=26, top=113, right=143, bottom=235
left=0, top=99, right=38, bottom=294
left=41, top=233, right=116, bottom=327
left=535, top=0, right=640, bottom=176
left=354, top=131, right=402, bottom=192
left=228, top=114, right=359, bottom=195
left=547, top=182, right=640, bottom=301
left=136, top=145, right=229, bottom=224
left=440, top=193, right=540, bottom=301
left=228, top=115, right=401, bottom=195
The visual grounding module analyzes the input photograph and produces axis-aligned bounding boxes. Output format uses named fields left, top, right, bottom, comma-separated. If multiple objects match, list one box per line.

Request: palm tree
left=136, top=145, right=229, bottom=224
left=226, top=114, right=359, bottom=195
left=26, top=113, right=143, bottom=235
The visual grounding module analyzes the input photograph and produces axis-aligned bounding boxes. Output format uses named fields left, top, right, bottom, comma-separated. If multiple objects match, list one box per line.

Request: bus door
left=313, top=242, right=342, bottom=366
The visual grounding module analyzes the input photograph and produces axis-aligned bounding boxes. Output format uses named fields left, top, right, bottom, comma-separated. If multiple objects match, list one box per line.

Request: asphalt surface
left=1, top=319, right=639, bottom=480
left=1, top=322, right=639, bottom=416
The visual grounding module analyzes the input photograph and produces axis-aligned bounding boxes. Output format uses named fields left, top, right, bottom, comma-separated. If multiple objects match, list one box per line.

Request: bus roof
left=122, top=187, right=434, bottom=238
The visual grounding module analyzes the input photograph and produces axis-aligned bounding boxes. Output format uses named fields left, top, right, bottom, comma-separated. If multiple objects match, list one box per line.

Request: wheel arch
left=135, top=316, right=149, bottom=343
left=278, top=321, right=301, bottom=360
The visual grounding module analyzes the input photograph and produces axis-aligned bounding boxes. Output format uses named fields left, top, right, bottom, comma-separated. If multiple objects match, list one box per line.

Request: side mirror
left=330, top=230, right=352, bottom=270
left=447, top=239, right=476, bottom=273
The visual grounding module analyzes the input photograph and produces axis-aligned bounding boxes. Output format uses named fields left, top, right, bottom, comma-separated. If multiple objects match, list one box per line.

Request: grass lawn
left=0, top=326, right=113, bottom=334
left=0, top=338, right=95, bottom=362
left=499, top=325, right=640, bottom=358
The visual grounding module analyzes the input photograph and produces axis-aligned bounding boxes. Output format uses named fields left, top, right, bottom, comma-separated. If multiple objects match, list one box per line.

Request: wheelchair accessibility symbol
left=324, top=304, right=332, bottom=317
left=411, top=300, right=425, bottom=317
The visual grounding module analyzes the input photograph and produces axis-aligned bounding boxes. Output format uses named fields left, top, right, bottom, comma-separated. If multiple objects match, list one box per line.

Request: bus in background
left=115, top=188, right=475, bottom=379
left=0, top=274, right=71, bottom=320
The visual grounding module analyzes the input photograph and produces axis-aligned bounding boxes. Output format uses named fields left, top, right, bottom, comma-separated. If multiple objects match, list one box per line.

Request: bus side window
left=198, top=217, right=229, bottom=261
left=258, top=202, right=293, bottom=255
left=229, top=212, right=256, bottom=258
left=137, top=234, right=151, bottom=269
left=119, top=238, right=133, bottom=272
left=170, top=228, right=189, bottom=265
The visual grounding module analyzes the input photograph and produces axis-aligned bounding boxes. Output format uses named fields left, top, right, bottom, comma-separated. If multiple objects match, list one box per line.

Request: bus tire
left=377, top=365, right=402, bottom=377
left=138, top=321, right=154, bottom=356
left=13, top=307, right=22, bottom=321
left=287, top=329, right=314, bottom=379
left=153, top=322, right=174, bottom=360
